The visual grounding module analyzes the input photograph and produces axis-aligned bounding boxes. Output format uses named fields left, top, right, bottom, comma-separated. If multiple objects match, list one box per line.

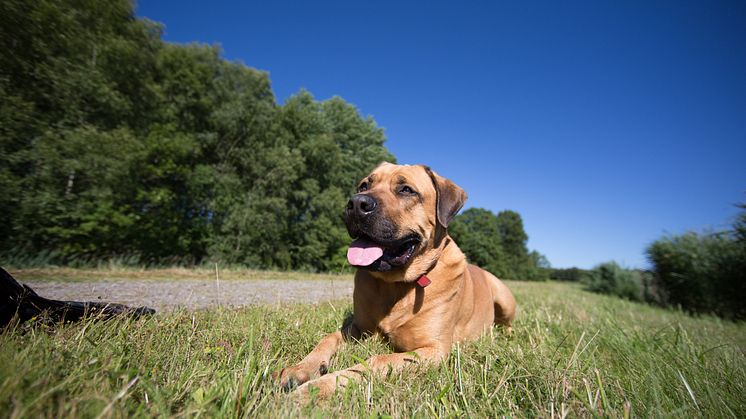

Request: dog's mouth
left=347, top=234, right=420, bottom=271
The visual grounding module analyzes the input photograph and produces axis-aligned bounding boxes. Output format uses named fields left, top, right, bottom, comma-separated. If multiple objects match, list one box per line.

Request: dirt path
left=24, top=279, right=354, bottom=312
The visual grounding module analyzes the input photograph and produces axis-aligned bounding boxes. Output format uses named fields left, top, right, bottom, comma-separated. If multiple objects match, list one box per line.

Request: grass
left=1, top=273, right=744, bottom=417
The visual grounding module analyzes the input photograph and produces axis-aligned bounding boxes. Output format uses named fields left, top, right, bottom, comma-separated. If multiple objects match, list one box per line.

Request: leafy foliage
left=588, top=204, right=746, bottom=320
left=646, top=224, right=746, bottom=321
left=0, top=0, right=394, bottom=270
left=2, top=0, right=554, bottom=275
left=550, top=267, right=588, bottom=281
left=583, top=262, right=645, bottom=302
left=449, top=208, right=549, bottom=280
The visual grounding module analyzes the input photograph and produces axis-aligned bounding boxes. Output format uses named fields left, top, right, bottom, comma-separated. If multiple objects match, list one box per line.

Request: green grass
left=1, top=277, right=744, bottom=417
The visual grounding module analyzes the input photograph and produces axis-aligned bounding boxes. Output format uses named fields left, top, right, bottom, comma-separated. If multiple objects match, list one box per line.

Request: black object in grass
left=0, top=267, right=155, bottom=328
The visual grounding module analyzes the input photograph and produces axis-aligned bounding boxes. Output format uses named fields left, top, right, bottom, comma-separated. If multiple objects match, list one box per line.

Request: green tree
left=495, top=210, right=529, bottom=260
left=450, top=208, right=548, bottom=280
left=0, top=0, right=395, bottom=271
left=1, top=0, right=162, bottom=260
left=450, top=208, right=509, bottom=277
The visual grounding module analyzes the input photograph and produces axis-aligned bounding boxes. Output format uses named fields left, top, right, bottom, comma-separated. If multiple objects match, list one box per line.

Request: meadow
left=1, top=270, right=744, bottom=417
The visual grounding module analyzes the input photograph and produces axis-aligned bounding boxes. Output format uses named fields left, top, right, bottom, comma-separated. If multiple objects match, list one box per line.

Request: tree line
left=0, top=0, right=393, bottom=271
left=1, top=0, right=549, bottom=277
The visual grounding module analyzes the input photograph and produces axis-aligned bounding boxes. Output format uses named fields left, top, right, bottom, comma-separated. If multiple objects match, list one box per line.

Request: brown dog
left=279, top=162, right=516, bottom=396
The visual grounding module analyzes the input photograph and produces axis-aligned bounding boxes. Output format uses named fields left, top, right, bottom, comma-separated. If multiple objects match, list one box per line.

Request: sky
left=136, top=0, right=746, bottom=269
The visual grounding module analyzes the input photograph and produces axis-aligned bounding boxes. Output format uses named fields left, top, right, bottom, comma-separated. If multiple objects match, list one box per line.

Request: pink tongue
left=347, top=239, right=384, bottom=266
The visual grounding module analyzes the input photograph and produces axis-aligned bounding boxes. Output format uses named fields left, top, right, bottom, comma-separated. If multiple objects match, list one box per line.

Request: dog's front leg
left=279, top=323, right=361, bottom=390
left=293, top=346, right=445, bottom=398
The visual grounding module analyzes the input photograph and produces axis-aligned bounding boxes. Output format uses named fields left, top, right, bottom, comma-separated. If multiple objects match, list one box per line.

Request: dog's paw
left=291, top=373, right=339, bottom=401
left=277, top=366, right=310, bottom=391
left=277, top=362, right=328, bottom=392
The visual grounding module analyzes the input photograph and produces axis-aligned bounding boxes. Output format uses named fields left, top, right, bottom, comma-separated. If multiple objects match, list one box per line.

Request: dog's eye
left=358, top=182, right=369, bottom=193
left=399, top=186, right=416, bottom=195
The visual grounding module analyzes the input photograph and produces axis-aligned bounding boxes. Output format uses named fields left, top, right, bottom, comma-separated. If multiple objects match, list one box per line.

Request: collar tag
left=416, top=275, right=432, bottom=288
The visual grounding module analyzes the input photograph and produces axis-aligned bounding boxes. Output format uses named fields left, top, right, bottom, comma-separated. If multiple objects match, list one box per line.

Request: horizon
left=137, top=1, right=746, bottom=269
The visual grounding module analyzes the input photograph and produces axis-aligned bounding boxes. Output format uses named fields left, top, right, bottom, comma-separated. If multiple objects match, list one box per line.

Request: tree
left=495, top=210, right=529, bottom=262
left=0, top=0, right=163, bottom=260
left=0, top=0, right=396, bottom=271
left=449, top=208, right=509, bottom=277
left=450, top=208, right=548, bottom=280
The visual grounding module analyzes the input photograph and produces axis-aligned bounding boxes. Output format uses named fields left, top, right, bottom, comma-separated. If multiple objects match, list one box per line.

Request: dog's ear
left=423, top=166, right=467, bottom=228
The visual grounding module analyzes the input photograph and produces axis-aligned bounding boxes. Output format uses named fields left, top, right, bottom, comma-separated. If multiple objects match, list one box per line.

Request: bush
left=550, top=267, right=588, bottom=281
left=583, top=262, right=644, bottom=302
left=646, top=232, right=746, bottom=320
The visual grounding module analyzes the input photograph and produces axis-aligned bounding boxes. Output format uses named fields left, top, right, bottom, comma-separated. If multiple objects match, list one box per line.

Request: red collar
left=416, top=275, right=432, bottom=287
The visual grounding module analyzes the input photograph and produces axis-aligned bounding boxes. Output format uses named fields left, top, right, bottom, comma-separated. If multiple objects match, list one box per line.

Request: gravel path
left=24, top=279, right=354, bottom=312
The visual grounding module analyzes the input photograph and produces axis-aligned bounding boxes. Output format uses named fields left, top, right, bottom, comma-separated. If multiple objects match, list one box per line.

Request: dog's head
left=344, top=162, right=467, bottom=277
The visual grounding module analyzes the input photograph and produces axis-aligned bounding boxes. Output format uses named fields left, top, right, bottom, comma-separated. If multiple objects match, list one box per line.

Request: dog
left=278, top=162, right=516, bottom=396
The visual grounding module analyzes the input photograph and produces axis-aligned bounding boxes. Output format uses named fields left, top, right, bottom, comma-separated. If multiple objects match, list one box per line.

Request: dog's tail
left=0, top=267, right=155, bottom=328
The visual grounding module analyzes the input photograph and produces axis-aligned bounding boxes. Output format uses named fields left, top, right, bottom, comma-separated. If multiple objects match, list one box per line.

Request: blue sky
left=137, top=1, right=746, bottom=269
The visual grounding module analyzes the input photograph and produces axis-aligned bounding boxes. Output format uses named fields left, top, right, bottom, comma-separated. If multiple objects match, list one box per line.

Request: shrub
left=583, top=262, right=644, bottom=302
left=646, top=232, right=746, bottom=320
left=550, top=267, right=588, bottom=281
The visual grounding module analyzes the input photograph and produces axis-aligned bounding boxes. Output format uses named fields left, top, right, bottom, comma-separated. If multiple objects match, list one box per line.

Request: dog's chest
left=354, top=282, right=436, bottom=351
left=376, top=293, right=415, bottom=333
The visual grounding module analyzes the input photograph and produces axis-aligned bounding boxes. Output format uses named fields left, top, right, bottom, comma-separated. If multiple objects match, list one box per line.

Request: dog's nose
left=347, top=194, right=377, bottom=217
